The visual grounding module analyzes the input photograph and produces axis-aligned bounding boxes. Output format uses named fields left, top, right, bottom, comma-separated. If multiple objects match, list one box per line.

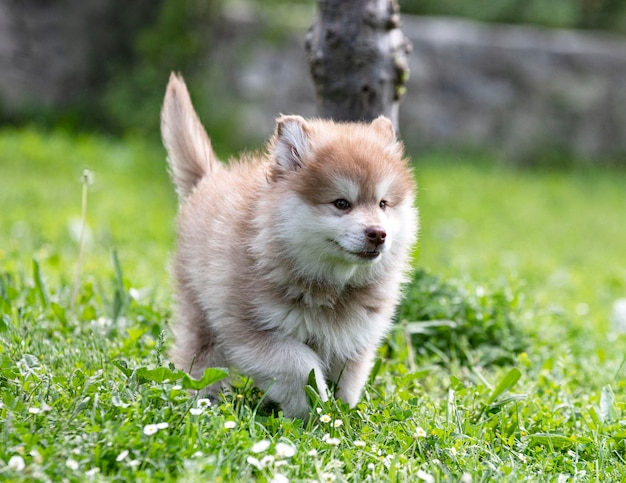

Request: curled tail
left=161, top=72, right=217, bottom=200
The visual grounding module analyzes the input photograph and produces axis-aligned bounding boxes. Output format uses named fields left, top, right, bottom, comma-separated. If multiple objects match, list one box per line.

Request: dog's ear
left=371, top=116, right=396, bottom=142
left=274, top=115, right=311, bottom=171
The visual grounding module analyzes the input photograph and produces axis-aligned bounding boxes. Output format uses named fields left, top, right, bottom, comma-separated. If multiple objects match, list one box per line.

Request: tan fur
left=161, top=73, right=418, bottom=419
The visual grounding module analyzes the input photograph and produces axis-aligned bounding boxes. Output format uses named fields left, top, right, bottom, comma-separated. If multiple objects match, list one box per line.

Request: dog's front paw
left=264, top=370, right=329, bottom=420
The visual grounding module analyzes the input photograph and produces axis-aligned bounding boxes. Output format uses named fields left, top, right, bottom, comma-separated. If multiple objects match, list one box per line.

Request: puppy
left=161, top=73, right=418, bottom=418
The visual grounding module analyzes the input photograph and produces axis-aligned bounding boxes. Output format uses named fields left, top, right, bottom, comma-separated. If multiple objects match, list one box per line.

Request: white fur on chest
left=256, top=295, right=388, bottom=365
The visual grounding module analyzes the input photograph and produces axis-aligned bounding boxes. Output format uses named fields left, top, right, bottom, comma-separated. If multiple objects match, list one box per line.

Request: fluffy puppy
left=161, top=73, right=418, bottom=418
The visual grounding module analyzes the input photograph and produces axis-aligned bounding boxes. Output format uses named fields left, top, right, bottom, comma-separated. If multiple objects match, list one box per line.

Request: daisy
left=8, top=455, right=25, bottom=471
left=332, top=419, right=343, bottom=428
left=271, top=474, right=289, bottom=483
left=143, top=424, right=158, bottom=435
left=85, top=468, right=100, bottom=477
left=275, top=442, right=296, bottom=458
left=189, top=408, right=203, bottom=416
left=461, top=472, right=473, bottom=483
left=416, top=470, right=434, bottom=483
left=66, top=458, right=79, bottom=470
left=247, top=456, right=263, bottom=470
left=319, top=414, right=331, bottom=423
left=322, top=434, right=340, bottom=446
left=414, top=427, right=427, bottom=438
left=261, top=455, right=275, bottom=467
left=116, top=450, right=129, bottom=462
left=197, top=398, right=212, bottom=408
left=251, top=439, right=271, bottom=453
left=224, top=420, right=236, bottom=429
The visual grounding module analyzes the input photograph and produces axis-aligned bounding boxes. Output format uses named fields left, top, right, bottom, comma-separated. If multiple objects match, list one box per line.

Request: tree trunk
left=305, top=0, right=411, bottom=130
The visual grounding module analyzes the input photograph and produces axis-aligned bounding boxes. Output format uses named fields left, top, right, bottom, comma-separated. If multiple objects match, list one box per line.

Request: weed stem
left=70, top=169, right=91, bottom=314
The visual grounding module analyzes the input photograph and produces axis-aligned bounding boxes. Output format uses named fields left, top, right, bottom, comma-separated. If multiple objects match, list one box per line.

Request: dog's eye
left=379, top=200, right=387, bottom=210
left=333, top=199, right=351, bottom=210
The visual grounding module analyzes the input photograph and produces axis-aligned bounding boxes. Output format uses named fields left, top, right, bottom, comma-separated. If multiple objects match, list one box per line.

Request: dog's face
left=265, top=116, right=417, bottom=284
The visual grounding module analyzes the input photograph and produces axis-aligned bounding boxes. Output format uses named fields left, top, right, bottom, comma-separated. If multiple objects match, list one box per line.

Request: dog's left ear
left=274, top=115, right=311, bottom=171
left=371, top=116, right=396, bottom=142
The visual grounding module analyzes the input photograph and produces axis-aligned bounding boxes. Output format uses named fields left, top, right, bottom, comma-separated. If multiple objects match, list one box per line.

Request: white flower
left=353, top=440, right=366, bottom=448
left=275, top=442, right=296, bottom=458
left=66, top=458, right=79, bottom=470
left=143, top=424, right=158, bottom=435
left=251, top=439, right=271, bottom=453
left=28, top=407, right=41, bottom=415
left=156, top=422, right=169, bottom=430
left=128, top=459, right=140, bottom=468
left=307, top=449, right=318, bottom=456
left=8, top=455, right=25, bottom=471
left=247, top=456, right=263, bottom=470
left=319, top=414, right=331, bottom=423
left=197, top=398, right=212, bottom=408
left=322, top=433, right=340, bottom=446
left=224, top=420, right=236, bottom=429
left=116, top=450, right=129, bottom=462
left=414, top=427, right=427, bottom=438
left=416, top=469, right=434, bottom=483
left=320, top=473, right=337, bottom=482
left=367, top=463, right=375, bottom=471
left=332, top=419, right=343, bottom=428
left=271, top=474, right=289, bottom=483
left=381, top=454, right=394, bottom=469
left=86, top=467, right=100, bottom=477
left=29, top=450, right=43, bottom=464
left=460, top=472, right=473, bottom=483
left=189, top=408, right=203, bottom=416
left=261, top=455, right=275, bottom=467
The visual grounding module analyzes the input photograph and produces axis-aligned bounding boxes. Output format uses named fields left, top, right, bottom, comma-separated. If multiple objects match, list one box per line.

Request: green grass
left=1, top=129, right=626, bottom=481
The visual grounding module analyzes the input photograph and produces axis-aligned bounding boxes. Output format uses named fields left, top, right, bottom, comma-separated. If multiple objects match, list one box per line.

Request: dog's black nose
left=365, top=226, right=386, bottom=246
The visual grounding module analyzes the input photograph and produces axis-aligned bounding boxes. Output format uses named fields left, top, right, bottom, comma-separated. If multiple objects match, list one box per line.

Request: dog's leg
left=331, top=346, right=377, bottom=408
left=225, top=332, right=328, bottom=419
left=170, top=296, right=231, bottom=399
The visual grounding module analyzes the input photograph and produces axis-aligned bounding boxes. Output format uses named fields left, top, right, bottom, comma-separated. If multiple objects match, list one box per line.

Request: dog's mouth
left=355, top=250, right=380, bottom=260
left=331, top=240, right=381, bottom=261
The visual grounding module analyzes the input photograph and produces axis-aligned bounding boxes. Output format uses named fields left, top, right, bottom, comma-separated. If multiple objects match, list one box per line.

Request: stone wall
left=215, top=14, right=626, bottom=162
left=403, top=16, right=626, bottom=161
left=0, top=0, right=157, bottom=108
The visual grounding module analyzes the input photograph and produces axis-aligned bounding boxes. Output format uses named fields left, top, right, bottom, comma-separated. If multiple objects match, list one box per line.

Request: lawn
left=1, top=128, right=625, bottom=481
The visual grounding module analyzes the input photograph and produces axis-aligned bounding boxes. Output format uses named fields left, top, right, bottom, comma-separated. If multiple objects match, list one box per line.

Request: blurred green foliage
left=100, top=1, right=219, bottom=137
left=0, top=1, right=219, bottom=139
left=400, top=0, right=626, bottom=33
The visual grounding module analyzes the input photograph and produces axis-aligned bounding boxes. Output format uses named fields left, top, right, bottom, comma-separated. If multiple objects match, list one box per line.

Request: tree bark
left=305, top=0, right=411, bottom=130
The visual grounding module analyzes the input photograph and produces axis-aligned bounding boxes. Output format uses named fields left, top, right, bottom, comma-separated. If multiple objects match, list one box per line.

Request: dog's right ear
left=274, top=115, right=311, bottom=171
